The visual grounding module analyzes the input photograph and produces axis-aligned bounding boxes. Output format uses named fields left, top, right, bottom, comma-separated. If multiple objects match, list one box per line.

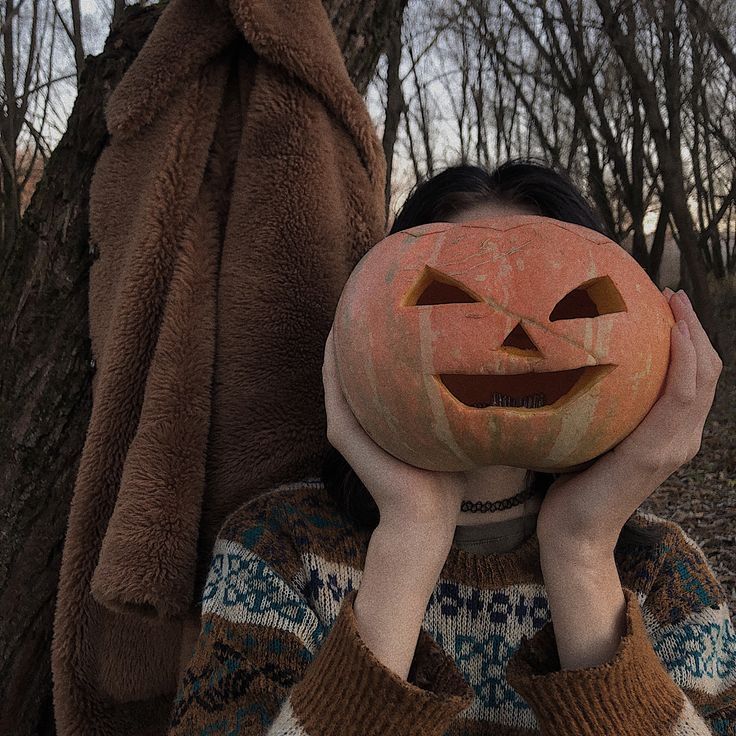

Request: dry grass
left=638, top=275, right=736, bottom=607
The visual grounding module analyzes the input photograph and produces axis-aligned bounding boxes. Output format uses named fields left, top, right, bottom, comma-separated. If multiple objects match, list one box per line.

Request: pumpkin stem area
left=437, top=364, right=615, bottom=410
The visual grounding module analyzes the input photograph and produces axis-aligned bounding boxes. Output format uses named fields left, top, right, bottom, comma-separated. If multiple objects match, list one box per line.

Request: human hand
left=323, top=322, right=471, bottom=533
left=534, top=287, right=723, bottom=555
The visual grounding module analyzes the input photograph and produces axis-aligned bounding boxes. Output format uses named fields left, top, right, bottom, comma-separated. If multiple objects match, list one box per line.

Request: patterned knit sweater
left=167, top=478, right=736, bottom=735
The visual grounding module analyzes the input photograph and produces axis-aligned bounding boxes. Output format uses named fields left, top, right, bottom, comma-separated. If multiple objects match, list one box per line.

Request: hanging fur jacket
left=50, top=0, right=386, bottom=732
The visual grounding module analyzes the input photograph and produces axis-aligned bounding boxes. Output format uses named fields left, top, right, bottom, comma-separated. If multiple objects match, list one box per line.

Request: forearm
left=538, top=537, right=626, bottom=670
left=507, top=526, right=728, bottom=736
left=353, top=518, right=454, bottom=680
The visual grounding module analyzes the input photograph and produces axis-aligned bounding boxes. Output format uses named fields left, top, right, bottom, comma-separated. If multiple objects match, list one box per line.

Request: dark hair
left=322, top=157, right=665, bottom=550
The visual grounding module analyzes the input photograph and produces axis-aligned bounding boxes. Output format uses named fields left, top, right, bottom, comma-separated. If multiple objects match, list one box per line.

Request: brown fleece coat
left=50, top=0, right=386, bottom=732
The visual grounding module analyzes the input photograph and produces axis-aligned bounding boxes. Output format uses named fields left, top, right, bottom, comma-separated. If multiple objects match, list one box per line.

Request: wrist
left=537, top=530, right=615, bottom=570
left=371, top=518, right=454, bottom=580
left=377, top=515, right=456, bottom=550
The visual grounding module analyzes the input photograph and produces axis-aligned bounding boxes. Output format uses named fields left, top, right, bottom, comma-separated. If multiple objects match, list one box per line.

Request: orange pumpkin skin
left=333, top=215, right=675, bottom=472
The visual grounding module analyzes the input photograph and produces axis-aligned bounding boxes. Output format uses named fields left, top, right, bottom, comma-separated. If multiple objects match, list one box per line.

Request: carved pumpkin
left=333, top=215, right=674, bottom=472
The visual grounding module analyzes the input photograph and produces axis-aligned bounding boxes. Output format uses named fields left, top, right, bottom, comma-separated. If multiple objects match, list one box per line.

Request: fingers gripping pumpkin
left=333, top=215, right=674, bottom=472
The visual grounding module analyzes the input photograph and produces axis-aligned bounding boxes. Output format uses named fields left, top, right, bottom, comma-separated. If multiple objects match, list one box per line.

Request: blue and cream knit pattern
left=167, top=479, right=736, bottom=736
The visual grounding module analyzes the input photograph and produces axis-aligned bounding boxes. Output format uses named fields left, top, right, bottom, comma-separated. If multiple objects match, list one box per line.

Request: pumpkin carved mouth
left=437, top=364, right=616, bottom=410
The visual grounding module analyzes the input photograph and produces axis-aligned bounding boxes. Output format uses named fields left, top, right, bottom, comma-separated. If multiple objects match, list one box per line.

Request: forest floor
left=638, top=275, right=736, bottom=606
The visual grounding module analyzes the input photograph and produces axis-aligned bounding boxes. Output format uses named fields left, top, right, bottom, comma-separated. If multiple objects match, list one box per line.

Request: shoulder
left=214, top=477, right=368, bottom=582
left=218, top=477, right=352, bottom=540
left=624, top=510, right=729, bottom=625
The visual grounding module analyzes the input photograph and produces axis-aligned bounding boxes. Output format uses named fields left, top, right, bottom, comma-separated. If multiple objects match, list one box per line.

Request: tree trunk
left=69, top=0, right=86, bottom=82
left=594, top=0, right=722, bottom=356
left=324, top=0, right=408, bottom=95
left=648, top=202, right=670, bottom=284
left=0, top=2, right=400, bottom=734
left=382, top=7, right=406, bottom=216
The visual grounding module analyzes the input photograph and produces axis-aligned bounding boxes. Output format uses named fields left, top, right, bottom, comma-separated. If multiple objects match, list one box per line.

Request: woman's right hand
left=322, top=322, right=469, bottom=534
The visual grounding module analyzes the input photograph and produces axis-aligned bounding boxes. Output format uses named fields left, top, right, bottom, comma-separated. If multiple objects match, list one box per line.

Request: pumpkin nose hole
left=500, top=323, right=542, bottom=357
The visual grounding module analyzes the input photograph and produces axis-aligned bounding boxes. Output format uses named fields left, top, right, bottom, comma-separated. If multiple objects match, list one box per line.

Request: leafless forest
left=5, top=0, right=736, bottom=326
left=1, top=0, right=735, bottom=734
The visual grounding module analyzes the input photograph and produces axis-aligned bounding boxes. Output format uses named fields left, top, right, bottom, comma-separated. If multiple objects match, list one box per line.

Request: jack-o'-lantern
left=333, top=215, right=674, bottom=472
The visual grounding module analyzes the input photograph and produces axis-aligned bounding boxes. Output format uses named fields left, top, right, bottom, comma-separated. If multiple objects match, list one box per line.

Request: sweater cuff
left=289, top=589, right=474, bottom=736
left=505, top=587, right=685, bottom=735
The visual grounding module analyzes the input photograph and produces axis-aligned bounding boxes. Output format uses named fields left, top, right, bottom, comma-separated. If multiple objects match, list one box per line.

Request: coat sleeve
left=166, top=529, right=474, bottom=735
left=505, top=524, right=736, bottom=736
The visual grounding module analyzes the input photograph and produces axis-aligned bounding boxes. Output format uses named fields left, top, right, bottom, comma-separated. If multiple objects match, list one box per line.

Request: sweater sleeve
left=505, top=525, right=736, bottom=736
left=167, top=532, right=473, bottom=736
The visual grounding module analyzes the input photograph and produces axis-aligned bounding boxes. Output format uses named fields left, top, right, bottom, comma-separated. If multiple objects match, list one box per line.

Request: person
left=166, top=159, right=734, bottom=736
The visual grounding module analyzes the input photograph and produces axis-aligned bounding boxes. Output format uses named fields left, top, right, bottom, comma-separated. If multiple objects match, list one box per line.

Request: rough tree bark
left=0, top=1, right=403, bottom=734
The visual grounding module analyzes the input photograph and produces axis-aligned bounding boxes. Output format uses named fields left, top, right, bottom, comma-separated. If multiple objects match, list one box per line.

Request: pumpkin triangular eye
left=405, top=265, right=483, bottom=306
left=549, top=276, right=626, bottom=321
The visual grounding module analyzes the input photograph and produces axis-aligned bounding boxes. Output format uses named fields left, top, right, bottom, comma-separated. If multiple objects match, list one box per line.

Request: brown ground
left=638, top=276, right=736, bottom=607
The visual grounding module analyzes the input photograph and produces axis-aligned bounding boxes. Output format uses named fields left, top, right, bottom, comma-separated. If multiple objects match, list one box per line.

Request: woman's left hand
left=535, top=287, right=723, bottom=556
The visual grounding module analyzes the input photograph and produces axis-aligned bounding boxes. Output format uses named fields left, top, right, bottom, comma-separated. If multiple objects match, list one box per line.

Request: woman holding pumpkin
left=168, top=160, right=734, bottom=736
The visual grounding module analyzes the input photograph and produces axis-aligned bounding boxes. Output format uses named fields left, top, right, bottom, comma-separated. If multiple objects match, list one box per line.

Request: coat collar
left=105, top=0, right=381, bottom=180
